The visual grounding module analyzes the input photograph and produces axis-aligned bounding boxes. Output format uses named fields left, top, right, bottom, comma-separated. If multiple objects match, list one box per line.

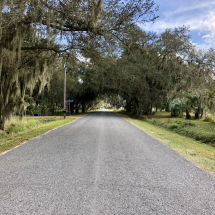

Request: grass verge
left=0, top=117, right=76, bottom=154
left=142, top=112, right=215, bottom=147
left=116, top=112, right=215, bottom=175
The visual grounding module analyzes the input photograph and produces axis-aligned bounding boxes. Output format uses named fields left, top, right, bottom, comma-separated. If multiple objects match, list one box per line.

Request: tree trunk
left=19, top=110, right=24, bottom=121
left=71, top=102, right=74, bottom=114
left=146, top=102, right=152, bottom=115
left=75, top=102, right=79, bottom=113
left=51, top=104, right=55, bottom=116
left=185, top=109, right=191, bottom=119
left=200, top=108, right=203, bottom=118
left=0, top=117, right=5, bottom=131
left=195, top=112, right=199, bottom=119
left=131, top=97, right=138, bottom=116
left=44, top=107, right=47, bottom=116
left=137, top=107, right=143, bottom=117
left=126, top=99, right=132, bottom=112
left=195, top=107, right=200, bottom=119
left=81, top=102, right=86, bottom=113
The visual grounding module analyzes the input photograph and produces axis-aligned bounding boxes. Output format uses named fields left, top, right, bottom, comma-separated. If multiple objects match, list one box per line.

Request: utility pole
left=63, top=61, right=67, bottom=119
left=69, top=99, right=71, bottom=115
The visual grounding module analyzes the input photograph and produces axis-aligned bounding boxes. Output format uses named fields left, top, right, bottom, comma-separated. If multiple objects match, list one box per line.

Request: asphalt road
left=0, top=110, right=215, bottom=215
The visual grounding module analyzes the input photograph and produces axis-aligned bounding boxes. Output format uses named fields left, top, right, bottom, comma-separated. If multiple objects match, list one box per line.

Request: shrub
left=169, top=98, right=186, bottom=117
left=204, top=116, right=214, bottom=122
left=182, top=121, right=196, bottom=127
left=168, top=120, right=196, bottom=131
left=7, top=123, right=25, bottom=134
left=169, top=123, right=179, bottom=129
left=174, top=120, right=196, bottom=127
left=152, top=118, right=157, bottom=123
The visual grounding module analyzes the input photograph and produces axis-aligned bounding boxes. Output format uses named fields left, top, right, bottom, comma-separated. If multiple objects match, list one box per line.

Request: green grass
left=142, top=112, right=215, bottom=147
left=115, top=112, right=215, bottom=175
left=0, top=116, right=77, bottom=154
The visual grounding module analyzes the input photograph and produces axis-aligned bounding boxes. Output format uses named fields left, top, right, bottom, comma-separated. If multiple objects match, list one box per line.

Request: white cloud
left=199, top=12, right=215, bottom=46
left=165, top=1, right=215, bottom=17
left=77, top=54, right=90, bottom=63
left=138, top=2, right=215, bottom=50
left=196, top=43, right=212, bottom=51
left=202, top=35, right=212, bottom=39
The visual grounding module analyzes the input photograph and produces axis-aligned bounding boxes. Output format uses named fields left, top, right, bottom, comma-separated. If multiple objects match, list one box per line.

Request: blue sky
left=139, top=0, right=215, bottom=50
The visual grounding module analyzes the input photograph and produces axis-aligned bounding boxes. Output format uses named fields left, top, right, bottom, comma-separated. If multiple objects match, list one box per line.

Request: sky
left=139, top=0, right=215, bottom=50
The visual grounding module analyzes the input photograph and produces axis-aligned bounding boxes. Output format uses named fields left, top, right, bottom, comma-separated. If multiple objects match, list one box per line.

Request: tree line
left=0, top=0, right=158, bottom=130
left=0, top=0, right=215, bottom=131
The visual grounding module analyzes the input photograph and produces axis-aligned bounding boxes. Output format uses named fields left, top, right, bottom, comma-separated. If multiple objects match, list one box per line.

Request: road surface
left=0, top=110, right=215, bottom=214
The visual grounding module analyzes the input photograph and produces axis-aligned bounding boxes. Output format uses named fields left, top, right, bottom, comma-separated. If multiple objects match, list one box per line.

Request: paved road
left=0, top=111, right=215, bottom=215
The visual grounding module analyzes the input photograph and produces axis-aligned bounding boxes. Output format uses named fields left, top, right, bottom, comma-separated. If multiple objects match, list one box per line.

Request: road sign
left=65, top=100, right=74, bottom=102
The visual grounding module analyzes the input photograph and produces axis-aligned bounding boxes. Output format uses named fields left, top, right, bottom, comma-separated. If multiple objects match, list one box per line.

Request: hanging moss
left=94, top=0, right=103, bottom=24
left=0, top=46, right=55, bottom=129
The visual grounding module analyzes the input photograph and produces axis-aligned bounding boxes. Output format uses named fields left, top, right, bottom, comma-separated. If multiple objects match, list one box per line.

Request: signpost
left=63, top=62, right=67, bottom=119
left=65, top=100, right=74, bottom=115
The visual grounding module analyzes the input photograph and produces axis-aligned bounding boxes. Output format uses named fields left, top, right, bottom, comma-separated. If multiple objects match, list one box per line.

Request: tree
left=0, top=48, right=54, bottom=130
left=106, top=26, right=192, bottom=116
left=0, top=0, right=159, bottom=130
left=169, top=98, right=186, bottom=117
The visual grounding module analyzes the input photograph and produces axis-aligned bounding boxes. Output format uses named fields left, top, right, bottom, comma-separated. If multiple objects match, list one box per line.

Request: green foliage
left=24, top=95, right=36, bottom=115
left=169, top=120, right=196, bottom=130
left=169, top=98, right=187, bottom=117
left=204, top=116, right=214, bottom=122
left=39, top=101, right=48, bottom=116
left=204, top=85, right=215, bottom=112
left=7, top=123, right=25, bottom=134
left=0, top=0, right=159, bottom=130
left=1, top=0, right=215, bottom=131
left=169, top=94, right=204, bottom=119
left=0, top=48, right=54, bottom=130
left=107, top=26, right=207, bottom=116
left=169, top=123, right=179, bottom=129
left=145, top=113, right=215, bottom=146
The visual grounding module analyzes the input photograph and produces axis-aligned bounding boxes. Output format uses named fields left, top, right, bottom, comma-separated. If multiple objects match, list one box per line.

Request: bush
left=204, top=116, right=214, bottom=122
left=7, top=123, right=25, bottom=134
left=176, top=120, right=195, bottom=126
left=182, top=121, right=196, bottom=127
left=169, top=123, right=179, bottom=129
left=152, top=118, right=157, bottom=123
left=169, top=98, right=186, bottom=117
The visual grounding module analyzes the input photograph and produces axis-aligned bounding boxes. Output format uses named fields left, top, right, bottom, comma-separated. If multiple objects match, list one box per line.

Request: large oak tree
left=0, top=0, right=159, bottom=130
